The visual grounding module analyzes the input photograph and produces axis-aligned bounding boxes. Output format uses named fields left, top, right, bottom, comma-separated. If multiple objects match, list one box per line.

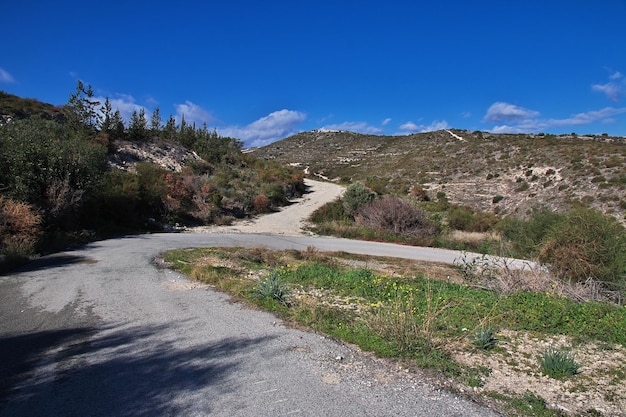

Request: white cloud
left=382, top=117, right=392, bottom=126
left=399, top=121, right=419, bottom=132
left=546, top=107, right=626, bottom=127
left=485, top=106, right=626, bottom=133
left=175, top=101, right=216, bottom=126
left=320, top=121, right=383, bottom=135
left=398, top=120, right=450, bottom=134
left=592, top=82, right=624, bottom=102
left=490, top=125, right=527, bottom=134
left=0, top=67, right=15, bottom=83
left=483, top=102, right=540, bottom=123
left=219, top=109, right=307, bottom=147
left=592, top=71, right=626, bottom=102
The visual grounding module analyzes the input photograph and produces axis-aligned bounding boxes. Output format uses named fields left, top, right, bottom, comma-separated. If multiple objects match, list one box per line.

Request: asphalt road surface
left=0, top=233, right=504, bottom=417
left=0, top=180, right=506, bottom=416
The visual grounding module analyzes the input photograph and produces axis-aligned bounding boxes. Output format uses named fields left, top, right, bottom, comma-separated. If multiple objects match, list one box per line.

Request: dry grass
left=0, top=196, right=42, bottom=257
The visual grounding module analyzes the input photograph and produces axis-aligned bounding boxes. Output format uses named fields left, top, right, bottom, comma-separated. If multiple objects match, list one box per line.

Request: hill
left=252, top=129, right=626, bottom=224
left=0, top=88, right=304, bottom=268
left=0, top=91, right=64, bottom=124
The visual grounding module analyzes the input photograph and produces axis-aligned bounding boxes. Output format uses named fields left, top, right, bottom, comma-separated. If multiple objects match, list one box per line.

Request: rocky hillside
left=252, top=129, right=626, bottom=223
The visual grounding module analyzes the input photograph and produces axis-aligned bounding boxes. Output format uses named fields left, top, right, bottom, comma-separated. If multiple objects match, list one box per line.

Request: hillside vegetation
left=0, top=85, right=303, bottom=269
left=253, top=129, right=626, bottom=223
left=253, top=129, right=626, bottom=300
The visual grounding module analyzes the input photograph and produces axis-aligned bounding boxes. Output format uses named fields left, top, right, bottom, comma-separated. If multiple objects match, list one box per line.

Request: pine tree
left=110, top=110, right=125, bottom=140
left=150, top=107, right=162, bottom=135
left=129, top=109, right=148, bottom=141
left=100, top=98, right=113, bottom=133
left=163, top=114, right=176, bottom=141
left=64, top=80, right=101, bottom=134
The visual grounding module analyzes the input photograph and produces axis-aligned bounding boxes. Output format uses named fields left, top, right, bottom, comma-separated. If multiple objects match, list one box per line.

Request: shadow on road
left=0, top=327, right=96, bottom=403
left=0, top=323, right=275, bottom=416
left=2, top=254, right=99, bottom=276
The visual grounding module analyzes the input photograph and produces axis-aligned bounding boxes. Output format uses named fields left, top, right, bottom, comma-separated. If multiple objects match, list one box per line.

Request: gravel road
left=0, top=180, right=503, bottom=416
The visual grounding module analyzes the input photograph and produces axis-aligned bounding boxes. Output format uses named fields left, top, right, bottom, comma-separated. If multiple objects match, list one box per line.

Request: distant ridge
left=252, top=129, right=626, bottom=224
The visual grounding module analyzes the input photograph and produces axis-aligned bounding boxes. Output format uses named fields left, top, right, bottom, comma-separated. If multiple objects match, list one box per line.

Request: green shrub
left=342, top=182, right=376, bottom=216
left=309, top=198, right=348, bottom=223
left=0, top=117, right=107, bottom=206
left=538, top=208, right=626, bottom=285
left=448, top=205, right=498, bottom=233
left=498, top=210, right=564, bottom=258
left=515, top=182, right=530, bottom=192
left=262, top=183, right=287, bottom=206
left=93, top=170, right=141, bottom=226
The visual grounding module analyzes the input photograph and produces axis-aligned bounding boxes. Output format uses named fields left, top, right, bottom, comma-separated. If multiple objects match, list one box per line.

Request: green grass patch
left=161, top=247, right=626, bottom=416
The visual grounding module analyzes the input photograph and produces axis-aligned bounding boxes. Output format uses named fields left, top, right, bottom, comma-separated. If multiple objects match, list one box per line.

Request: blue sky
left=2, top=0, right=626, bottom=146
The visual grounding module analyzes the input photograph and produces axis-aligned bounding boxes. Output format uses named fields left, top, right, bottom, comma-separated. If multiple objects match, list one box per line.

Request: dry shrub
left=409, top=185, right=429, bottom=201
left=455, top=253, right=622, bottom=304
left=44, top=179, right=84, bottom=222
left=355, top=197, right=438, bottom=240
left=0, top=196, right=42, bottom=257
left=253, top=194, right=271, bottom=213
left=247, top=246, right=281, bottom=266
left=299, top=245, right=321, bottom=261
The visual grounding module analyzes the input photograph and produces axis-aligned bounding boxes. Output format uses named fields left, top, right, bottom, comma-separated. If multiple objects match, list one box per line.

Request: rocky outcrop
left=109, top=140, right=204, bottom=172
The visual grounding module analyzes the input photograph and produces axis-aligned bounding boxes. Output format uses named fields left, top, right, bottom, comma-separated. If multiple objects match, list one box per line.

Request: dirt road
left=193, top=179, right=345, bottom=235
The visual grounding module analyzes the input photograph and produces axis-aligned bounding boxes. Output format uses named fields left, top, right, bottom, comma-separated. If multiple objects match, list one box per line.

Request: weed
left=254, top=270, right=290, bottom=306
left=470, top=327, right=498, bottom=350
left=540, top=346, right=580, bottom=379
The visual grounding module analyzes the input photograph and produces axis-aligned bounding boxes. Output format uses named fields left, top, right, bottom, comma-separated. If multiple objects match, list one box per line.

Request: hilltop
left=0, top=90, right=64, bottom=124
left=252, top=129, right=626, bottom=224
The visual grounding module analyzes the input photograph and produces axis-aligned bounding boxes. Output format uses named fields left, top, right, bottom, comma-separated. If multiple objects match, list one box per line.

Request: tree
left=110, top=110, right=125, bottom=140
left=163, top=114, right=176, bottom=141
left=100, top=97, right=113, bottom=133
left=128, top=108, right=148, bottom=141
left=151, top=107, right=162, bottom=135
left=64, top=80, right=101, bottom=134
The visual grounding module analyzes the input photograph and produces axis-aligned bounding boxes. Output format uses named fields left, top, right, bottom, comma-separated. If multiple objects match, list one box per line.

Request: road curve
left=0, top=178, right=508, bottom=416
left=0, top=232, right=503, bottom=417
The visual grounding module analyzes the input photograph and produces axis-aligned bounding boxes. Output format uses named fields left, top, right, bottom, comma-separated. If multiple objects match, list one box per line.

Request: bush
left=355, top=198, right=438, bottom=240
left=309, top=198, right=348, bottom=223
left=253, top=194, right=271, bottom=213
left=262, top=183, right=287, bottom=206
left=448, top=205, right=498, bottom=232
left=0, top=196, right=42, bottom=260
left=342, top=182, right=376, bottom=216
left=498, top=209, right=564, bottom=258
left=0, top=117, right=107, bottom=206
left=539, top=208, right=626, bottom=285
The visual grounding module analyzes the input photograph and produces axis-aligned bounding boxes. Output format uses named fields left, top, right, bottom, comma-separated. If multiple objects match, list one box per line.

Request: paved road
left=0, top=232, right=504, bottom=416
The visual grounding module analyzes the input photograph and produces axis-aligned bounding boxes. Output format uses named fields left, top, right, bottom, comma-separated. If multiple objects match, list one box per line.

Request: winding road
left=0, top=180, right=503, bottom=416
